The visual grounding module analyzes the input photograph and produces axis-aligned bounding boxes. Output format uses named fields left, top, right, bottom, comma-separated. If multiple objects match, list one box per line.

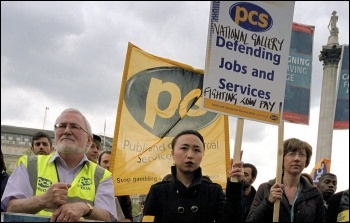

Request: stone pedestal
left=316, top=44, right=342, bottom=165
left=327, top=35, right=339, bottom=46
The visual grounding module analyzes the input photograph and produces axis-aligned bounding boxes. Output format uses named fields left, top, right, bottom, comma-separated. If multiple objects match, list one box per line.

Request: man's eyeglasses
left=54, top=123, right=88, bottom=134
left=285, top=151, right=307, bottom=158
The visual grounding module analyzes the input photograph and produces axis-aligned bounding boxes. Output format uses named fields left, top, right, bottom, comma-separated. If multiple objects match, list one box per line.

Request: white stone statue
left=328, top=11, right=339, bottom=36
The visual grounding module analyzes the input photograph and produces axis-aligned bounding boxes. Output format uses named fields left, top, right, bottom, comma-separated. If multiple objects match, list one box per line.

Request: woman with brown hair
left=246, top=138, right=325, bottom=222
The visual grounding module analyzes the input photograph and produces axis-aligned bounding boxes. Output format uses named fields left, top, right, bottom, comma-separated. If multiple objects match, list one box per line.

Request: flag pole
left=104, top=119, right=106, bottom=150
left=43, top=107, right=49, bottom=129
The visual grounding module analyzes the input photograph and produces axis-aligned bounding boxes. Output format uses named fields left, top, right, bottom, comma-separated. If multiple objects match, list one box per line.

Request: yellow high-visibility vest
left=20, top=154, right=110, bottom=217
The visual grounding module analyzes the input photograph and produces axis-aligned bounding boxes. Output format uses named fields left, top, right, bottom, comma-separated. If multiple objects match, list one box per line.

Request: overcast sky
left=1, top=2, right=349, bottom=192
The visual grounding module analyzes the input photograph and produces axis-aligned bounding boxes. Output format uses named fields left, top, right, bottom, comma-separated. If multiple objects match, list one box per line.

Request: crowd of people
left=1, top=107, right=348, bottom=222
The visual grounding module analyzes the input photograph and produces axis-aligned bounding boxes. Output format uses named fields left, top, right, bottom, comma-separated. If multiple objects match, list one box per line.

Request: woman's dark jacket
left=143, top=166, right=243, bottom=222
left=246, top=176, right=325, bottom=222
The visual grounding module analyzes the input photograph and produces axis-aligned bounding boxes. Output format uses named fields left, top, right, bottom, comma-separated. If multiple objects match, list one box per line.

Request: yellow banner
left=110, top=42, right=230, bottom=195
left=310, top=158, right=331, bottom=185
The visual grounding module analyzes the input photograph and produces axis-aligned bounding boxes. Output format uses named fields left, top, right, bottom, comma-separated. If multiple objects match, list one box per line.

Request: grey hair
left=55, top=108, right=93, bottom=138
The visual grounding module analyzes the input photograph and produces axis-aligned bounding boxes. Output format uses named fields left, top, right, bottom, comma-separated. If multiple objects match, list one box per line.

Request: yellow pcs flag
left=310, top=158, right=331, bottom=185
left=110, top=42, right=230, bottom=196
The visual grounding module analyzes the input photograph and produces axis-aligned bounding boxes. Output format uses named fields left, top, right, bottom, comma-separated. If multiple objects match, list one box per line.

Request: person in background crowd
left=98, top=150, right=111, bottom=170
left=317, top=173, right=338, bottom=209
left=242, top=163, right=258, bottom=222
left=16, top=131, right=55, bottom=167
left=143, top=129, right=244, bottom=222
left=98, top=150, right=133, bottom=222
left=86, top=134, right=101, bottom=163
left=31, top=131, right=54, bottom=155
left=327, top=188, right=349, bottom=222
left=1, top=150, right=9, bottom=212
left=1, top=108, right=117, bottom=222
left=246, top=138, right=325, bottom=222
left=133, top=201, right=145, bottom=222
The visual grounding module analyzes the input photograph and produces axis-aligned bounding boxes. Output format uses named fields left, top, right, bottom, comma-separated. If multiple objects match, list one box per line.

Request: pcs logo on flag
left=124, top=66, right=220, bottom=137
